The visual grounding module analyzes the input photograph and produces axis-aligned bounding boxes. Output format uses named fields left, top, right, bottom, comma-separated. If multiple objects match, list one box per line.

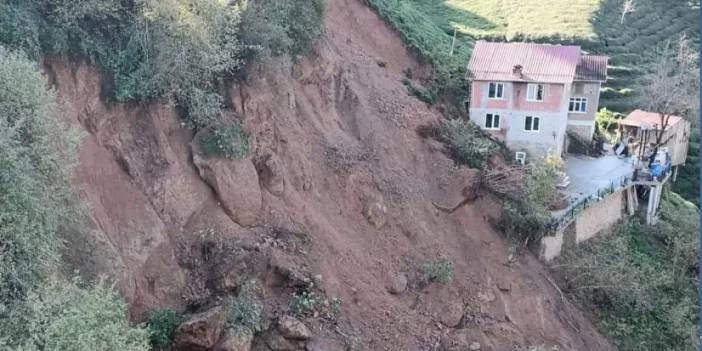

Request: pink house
left=466, top=41, right=608, bottom=162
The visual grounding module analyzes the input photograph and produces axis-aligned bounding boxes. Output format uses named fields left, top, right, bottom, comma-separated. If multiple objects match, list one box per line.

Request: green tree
left=0, top=47, right=147, bottom=351
left=12, top=279, right=149, bottom=351
left=0, top=48, right=78, bottom=305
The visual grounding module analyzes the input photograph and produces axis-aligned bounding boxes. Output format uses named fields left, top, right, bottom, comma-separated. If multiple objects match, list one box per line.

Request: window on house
left=569, top=97, right=588, bottom=113
left=515, top=152, right=527, bottom=165
left=524, top=116, right=540, bottom=131
left=485, top=113, right=500, bottom=129
left=488, top=82, right=504, bottom=99
left=526, top=84, right=544, bottom=101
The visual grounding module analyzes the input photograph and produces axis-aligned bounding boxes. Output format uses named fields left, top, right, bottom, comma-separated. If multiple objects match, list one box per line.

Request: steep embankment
left=49, top=0, right=613, bottom=349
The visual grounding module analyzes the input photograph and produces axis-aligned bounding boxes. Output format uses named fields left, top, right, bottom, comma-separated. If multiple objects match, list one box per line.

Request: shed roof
left=575, top=55, right=608, bottom=81
left=620, top=109, right=686, bottom=129
left=467, top=41, right=607, bottom=84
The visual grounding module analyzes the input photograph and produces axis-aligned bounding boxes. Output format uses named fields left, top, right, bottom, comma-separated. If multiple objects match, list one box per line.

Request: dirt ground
left=47, top=0, right=615, bottom=349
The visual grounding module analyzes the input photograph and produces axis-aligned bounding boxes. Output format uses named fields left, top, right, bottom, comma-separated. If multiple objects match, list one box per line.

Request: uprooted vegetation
left=418, top=118, right=559, bottom=248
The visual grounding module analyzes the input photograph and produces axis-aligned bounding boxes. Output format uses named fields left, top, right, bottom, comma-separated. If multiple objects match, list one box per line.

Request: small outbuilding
left=620, top=109, right=690, bottom=167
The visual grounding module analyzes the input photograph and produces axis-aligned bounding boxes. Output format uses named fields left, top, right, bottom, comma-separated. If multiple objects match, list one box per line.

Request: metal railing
left=547, top=174, right=633, bottom=232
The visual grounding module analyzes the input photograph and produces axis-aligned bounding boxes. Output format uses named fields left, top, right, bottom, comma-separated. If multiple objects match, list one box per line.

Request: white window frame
left=488, top=82, right=504, bottom=99
left=526, top=83, right=545, bottom=102
left=569, top=97, right=588, bottom=113
left=515, top=152, right=527, bottom=165
left=524, top=116, right=540, bottom=132
left=484, top=113, right=501, bottom=130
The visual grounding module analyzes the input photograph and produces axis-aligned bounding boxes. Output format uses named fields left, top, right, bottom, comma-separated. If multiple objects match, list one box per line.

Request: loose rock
left=278, top=315, right=312, bottom=340
left=363, top=196, right=387, bottom=229
left=257, top=154, right=286, bottom=196
left=193, top=154, right=262, bottom=226
left=265, top=331, right=300, bottom=350
left=173, top=306, right=226, bottom=351
left=497, top=280, right=511, bottom=292
left=386, top=272, right=408, bottom=295
left=213, top=327, right=253, bottom=351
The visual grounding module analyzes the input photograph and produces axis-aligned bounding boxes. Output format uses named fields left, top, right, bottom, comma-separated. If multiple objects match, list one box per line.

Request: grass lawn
left=406, top=0, right=600, bottom=39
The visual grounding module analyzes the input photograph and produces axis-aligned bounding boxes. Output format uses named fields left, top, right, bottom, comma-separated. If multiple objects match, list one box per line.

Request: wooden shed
left=620, top=109, right=690, bottom=166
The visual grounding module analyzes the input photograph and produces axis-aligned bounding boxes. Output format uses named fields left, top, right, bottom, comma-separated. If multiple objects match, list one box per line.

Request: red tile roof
left=620, top=109, right=685, bottom=129
left=467, top=41, right=607, bottom=84
left=575, top=55, right=608, bottom=81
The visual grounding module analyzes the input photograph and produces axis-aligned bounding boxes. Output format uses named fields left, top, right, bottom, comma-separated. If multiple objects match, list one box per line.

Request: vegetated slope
left=401, top=0, right=600, bottom=39
left=48, top=0, right=614, bottom=349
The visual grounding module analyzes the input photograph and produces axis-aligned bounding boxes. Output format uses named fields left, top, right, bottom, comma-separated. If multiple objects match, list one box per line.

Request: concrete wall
left=540, top=189, right=626, bottom=261
left=469, top=80, right=570, bottom=158
left=566, top=82, right=600, bottom=141
left=574, top=189, right=624, bottom=243
left=469, top=80, right=606, bottom=159
left=470, top=106, right=567, bottom=157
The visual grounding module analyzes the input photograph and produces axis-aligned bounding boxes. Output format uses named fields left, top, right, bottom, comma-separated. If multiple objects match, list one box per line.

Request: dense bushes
left=434, top=118, right=494, bottom=168
left=239, top=0, right=325, bottom=60
left=8, top=279, right=150, bottom=351
left=146, top=308, right=185, bottom=349
left=0, top=48, right=149, bottom=350
left=0, top=48, right=77, bottom=306
left=227, top=280, right=265, bottom=333
left=557, top=193, right=700, bottom=350
left=0, top=0, right=326, bottom=131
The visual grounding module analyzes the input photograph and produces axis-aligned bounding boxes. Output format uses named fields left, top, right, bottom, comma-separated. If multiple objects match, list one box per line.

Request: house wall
left=566, top=82, right=601, bottom=141
left=469, top=80, right=569, bottom=158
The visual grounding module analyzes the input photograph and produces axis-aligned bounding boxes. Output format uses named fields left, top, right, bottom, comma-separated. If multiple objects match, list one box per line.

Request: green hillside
left=403, top=0, right=600, bottom=39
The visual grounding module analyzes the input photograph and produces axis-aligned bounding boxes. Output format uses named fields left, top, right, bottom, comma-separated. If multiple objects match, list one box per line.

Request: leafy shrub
left=116, top=0, right=242, bottom=128
left=6, top=278, right=150, bottom=351
left=402, top=78, right=437, bottom=104
left=227, top=280, right=264, bottom=333
left=146, top=308, right=185, bottom=349
left=289, top=290, right=320, bottom=317
left=422, top=258, right=454, bottom=284
left=0, top=48, right=78, bottom=305
left=199, top=122, right=250, bottom=159
left=434, top=118, right=494, bottom=168
left=239, top=0, right=325, bottom=60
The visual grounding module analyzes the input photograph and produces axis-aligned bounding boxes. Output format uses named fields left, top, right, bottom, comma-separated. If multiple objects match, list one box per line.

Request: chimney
left=512, top=64, right=523, bottom=78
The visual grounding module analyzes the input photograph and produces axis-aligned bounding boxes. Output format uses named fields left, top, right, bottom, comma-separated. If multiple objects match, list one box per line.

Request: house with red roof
left=620, top=109, right=691, bottom=166
left=465, top=41, right=608, bottom=162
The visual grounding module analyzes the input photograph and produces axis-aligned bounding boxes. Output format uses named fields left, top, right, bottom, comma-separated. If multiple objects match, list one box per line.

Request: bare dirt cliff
left=47, top=0, right=615, bottom=350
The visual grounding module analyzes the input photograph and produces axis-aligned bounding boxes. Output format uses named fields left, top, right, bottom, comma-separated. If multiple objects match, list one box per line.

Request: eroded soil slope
left=48, top=0, right=614, bottom=349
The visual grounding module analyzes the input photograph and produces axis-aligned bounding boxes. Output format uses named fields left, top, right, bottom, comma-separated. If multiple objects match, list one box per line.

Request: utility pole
left=449, top=29, right=457, bottom=56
